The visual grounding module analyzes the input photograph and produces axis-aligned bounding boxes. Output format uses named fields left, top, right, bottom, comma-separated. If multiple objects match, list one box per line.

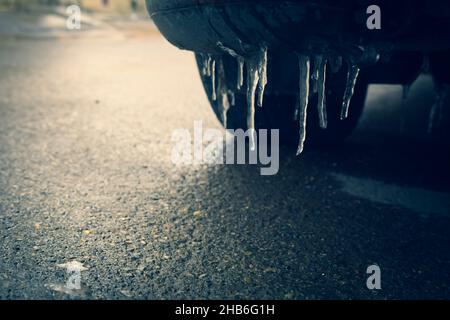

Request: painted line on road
left=331, top=172, right=450, bottom=217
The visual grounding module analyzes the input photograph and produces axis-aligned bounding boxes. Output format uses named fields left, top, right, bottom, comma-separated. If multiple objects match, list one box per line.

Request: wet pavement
left=0, top=15, right=449, bottom=299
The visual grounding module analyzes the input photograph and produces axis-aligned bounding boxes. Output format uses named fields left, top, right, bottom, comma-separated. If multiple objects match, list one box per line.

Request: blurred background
left=0, top=0, right=147, bottom=15
left=0, top=0, right=152, bottom=38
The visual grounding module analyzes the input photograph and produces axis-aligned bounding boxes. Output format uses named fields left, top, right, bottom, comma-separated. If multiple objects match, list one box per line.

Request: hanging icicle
left=340, top=63, right=360, bottom=120
left=205, top=54, right=212, bottom=76
left=296, top=54, right=311, bottom=155
left=216, top=59, right=231, bottom=128
left=199, top=54, right=210, bottom=76
left=228, top=89, right=235, bottom=107
left=241, top=47, right=269, bottom=151
left=211, top=58, right=216, bottom=101
left=311, top=55, right=323, bottom=94
left=237, top=56, right=245, bottom=90
left=317, top=56, right=328, bottom=129
left=257, top=46, right=268, bottom=107
left=246, top=54, right=260, bottom=151
left=220, top=92, right=230, bottom=128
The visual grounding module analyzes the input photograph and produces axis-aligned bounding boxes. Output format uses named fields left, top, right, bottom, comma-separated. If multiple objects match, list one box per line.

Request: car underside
left=146, top=0, right=450, bottom=153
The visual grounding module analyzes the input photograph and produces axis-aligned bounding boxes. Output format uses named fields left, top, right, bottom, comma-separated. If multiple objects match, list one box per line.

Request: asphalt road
left=0, top=19, right=449, bottom=300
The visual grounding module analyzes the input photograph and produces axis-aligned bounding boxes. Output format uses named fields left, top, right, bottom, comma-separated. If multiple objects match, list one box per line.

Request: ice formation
left=296, top=54, right=311, bottom=155
left=204, top=44, right=373, bottom=155
left=200, top=53, right=212, bottom=76
left=257, top=47, right=268, bottom=107
left=246, top=54, right=260, bottom=151
left=340, top=64, right=360, bottom=120
left=311, top=55, right=321, bottom=94
left=211, top=59, right=216, bottom=101
left=316, top=56, right=328, bottom=129
left=237, top=57, right=245, bottom=90
left=217, top=59, right=231, bottom=127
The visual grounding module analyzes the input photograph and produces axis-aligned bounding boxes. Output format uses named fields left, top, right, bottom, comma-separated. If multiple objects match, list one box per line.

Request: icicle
left=217, top=41, right=239, bottom=58
left=311, top=55, right=322, bottom=94
left=228, top=90, right=235, bottom=107
left=200, top=54, right=211, bottom=76
left=296, top=54, right=310, bottom=155
left=220, top=92, right=230, bottom=127
left=246, top=55, right=260, bottom=151
left=200, top=54, right=206, bottom=75
left=201, top=53, right=219, bottom=103
left=340, top=64, right=360, bottom=120
left=217, top=59, right=231, bottom=128
left=205, top=54, right=212, bottom=76
left=330, top=56, right=342, bottom=73
left=257, top=46, right=268, bottom=107
left=317, top=56, right=328, bottom=129
left=237, top=56, right=245, bottom=90
left=201, top=54, right=207, bottom=75
left=211, top=59, right=216, bottom=101
left=400, top=84, right=410, bottom=132
left=215, top=42, right=245, bottom=91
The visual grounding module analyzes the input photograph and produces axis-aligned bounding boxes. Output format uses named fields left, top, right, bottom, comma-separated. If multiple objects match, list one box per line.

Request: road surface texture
left=0, top=13, right=449, bottom=299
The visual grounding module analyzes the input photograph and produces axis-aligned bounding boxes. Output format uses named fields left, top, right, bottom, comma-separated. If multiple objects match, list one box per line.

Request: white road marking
left=332, top=173, right=450, bottom=217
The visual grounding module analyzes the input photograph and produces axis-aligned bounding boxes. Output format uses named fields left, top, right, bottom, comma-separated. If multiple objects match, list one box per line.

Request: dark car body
left=146, top=0, right=450, bottom=149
